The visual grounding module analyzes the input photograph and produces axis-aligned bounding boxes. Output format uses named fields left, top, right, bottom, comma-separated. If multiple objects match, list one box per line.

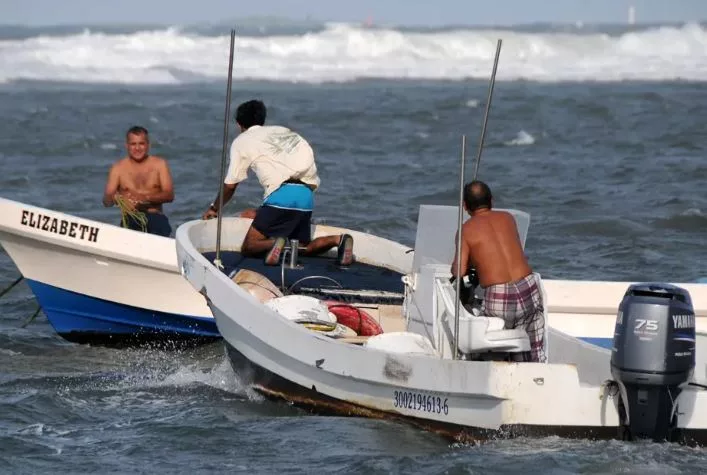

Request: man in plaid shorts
left=450, top=180, right=546, bottom=363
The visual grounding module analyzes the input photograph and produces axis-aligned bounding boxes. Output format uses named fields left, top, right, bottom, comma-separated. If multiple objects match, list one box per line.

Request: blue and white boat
left=0, top=197, right=217, bottom=347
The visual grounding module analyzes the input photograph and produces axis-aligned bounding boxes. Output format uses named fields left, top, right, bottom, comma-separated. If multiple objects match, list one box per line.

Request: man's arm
left=102, top=164, right=120, bottom=207
left=202, top=139, right=247, bottom=219
left=202, top=182, right=238, bottom=219
left=208, top=183, right=238, bottom=213
left=450, top=230, right=470, bottom=278
left=137, top=158, right=175, bottom=206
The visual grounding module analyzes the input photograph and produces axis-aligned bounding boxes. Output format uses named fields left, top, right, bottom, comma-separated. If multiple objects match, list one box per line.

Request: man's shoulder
left=261, top=124, right=290, bottom=132
left=466, top=210, right=516, bottom=227
left=111, top=157, right=129, bottom=169
left=489, top=209, right=513, bottom=218
left=113, top=156, right=167, bottom=168
left=148, top=155, right=168, bottom=165
left=491, top=210, right=520, bottom=229
left=234, top=125, right=305, bottom=147
left=232, top=126, right=266, bottom=145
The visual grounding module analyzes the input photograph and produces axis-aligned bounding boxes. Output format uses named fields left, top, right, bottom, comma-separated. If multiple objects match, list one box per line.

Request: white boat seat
left=436, top=279, right=530, bottom=354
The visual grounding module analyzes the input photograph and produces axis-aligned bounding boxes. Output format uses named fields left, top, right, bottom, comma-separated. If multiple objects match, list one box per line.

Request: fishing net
left=114, top=194, right=148, bottom=232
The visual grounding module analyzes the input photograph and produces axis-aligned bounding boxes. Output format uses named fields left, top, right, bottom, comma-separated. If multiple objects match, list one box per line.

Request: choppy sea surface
left=1, top=21, right=706, bottom=473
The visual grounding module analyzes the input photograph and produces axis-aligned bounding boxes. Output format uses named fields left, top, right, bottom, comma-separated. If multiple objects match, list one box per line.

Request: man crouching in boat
left=102, top=126, right=174, bottom=237
left=202, top=99, right=353, bottom=266
left=451, top=180, right=546, bottom=363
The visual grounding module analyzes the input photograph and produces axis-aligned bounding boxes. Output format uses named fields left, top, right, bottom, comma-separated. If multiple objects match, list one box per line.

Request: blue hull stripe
left=577, top=337, right=612, bottom=349
left=25, top=279, right=219, bottom=338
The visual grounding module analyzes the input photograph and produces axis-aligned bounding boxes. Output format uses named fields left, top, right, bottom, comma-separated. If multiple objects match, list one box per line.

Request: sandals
left=336, top=234, right=354, bottom=267
left=264, top=234, right=354, bottom=267
left=264, top=237, right=287, bottom=266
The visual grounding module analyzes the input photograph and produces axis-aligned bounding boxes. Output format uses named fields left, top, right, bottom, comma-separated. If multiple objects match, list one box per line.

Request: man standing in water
left=202, top=99, right=353, bottom=266
left=451, top=180, right=546, bottom=363
left=103, top=126, right=174, bottom=237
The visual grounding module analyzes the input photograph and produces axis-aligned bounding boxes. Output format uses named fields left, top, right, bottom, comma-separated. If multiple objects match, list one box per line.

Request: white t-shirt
left=224, top=125, right=320, bottom=198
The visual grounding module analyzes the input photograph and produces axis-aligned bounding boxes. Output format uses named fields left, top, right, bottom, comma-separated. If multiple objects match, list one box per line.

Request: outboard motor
left=610, top=283, right=695, bottom=442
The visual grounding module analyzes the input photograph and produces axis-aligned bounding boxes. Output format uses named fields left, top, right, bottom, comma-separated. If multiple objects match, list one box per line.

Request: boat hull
left=0, top=197, right=215, bottom=347
left=222, top=332, right=707, bottom=446
left=176, top=212, right=707, bottom=446
left=26, top=278, right=219, bottom=347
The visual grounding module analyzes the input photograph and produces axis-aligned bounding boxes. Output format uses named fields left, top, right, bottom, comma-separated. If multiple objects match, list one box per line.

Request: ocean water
left=1, top=21, right=706, bottom=473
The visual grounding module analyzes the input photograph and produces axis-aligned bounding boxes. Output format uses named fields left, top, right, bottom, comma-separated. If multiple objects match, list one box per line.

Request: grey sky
left=1, top=0, right=705, bottom=26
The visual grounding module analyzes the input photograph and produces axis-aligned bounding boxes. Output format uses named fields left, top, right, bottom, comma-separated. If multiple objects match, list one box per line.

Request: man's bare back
left=457, top=209, right=531, bottom=288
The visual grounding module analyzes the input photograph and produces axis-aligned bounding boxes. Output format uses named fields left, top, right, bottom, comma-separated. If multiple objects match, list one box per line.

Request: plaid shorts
left=481, top=273, right=546, bottom=363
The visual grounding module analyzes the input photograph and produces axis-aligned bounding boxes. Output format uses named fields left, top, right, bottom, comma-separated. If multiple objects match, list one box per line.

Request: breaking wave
left=1, top=22, right=707, bottom=84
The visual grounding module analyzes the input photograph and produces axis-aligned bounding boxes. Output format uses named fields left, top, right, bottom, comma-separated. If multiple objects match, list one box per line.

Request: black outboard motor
left=610, top=283, right=695, bottom=442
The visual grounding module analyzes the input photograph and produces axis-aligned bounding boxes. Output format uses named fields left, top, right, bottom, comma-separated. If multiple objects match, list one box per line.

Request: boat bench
left=435, top=278, right=531, bottom=355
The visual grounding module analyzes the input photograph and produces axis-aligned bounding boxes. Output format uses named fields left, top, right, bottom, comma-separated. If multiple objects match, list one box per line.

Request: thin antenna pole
left=472, top=38, right=502, bottom=181
left=453, top=134, right=466, bottom=360
left=452, top=38, right=503, bottom=360
left=214, top=29, right=236, bottom=270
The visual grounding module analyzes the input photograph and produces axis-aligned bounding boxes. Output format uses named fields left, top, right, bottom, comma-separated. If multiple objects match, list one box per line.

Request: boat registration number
left=393, top=390, right=448, bottom=415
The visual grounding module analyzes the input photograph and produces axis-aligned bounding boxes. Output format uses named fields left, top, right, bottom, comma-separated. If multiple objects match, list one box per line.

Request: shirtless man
left=451, top=180, right=546, bottom=363
left=102, top=126, right=174, bottom=237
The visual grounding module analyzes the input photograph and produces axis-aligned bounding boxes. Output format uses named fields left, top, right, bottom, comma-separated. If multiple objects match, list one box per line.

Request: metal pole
left=472, top=38, right=502, bottom=181
left=453, top=135, right=466, bottom=360
left=214, top=29, right=236, bottom=270
left=452, top=38, right=503, bottom=359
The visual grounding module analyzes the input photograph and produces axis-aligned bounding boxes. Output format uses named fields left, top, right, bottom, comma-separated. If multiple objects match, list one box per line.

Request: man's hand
left=114, top=192, right=137, bottom=211
left=119, top=191, right=149, bottom=211
left=202, top=208, right=218, bottom=220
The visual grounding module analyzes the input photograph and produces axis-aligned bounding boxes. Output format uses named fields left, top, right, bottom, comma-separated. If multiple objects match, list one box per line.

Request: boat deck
left=201, top=250, right=405, bottom=304
left=201, top=250, right=409, bottom=342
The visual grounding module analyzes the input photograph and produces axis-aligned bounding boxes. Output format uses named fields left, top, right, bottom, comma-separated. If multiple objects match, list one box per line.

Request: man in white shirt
left=202, top=100, right=353, bottom=266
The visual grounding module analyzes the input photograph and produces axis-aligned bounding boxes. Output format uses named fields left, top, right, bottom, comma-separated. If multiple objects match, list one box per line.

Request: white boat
left=0, top=196, right=409, bottom=347
left=176, top=203, right=707, bottom=444
left=544, top=278, right=707, bottom=348
left=0, top=196, right=217, bottom=346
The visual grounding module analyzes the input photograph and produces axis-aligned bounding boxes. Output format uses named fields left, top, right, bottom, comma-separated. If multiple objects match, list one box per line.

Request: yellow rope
left=114, top=194, right=148, bottom=232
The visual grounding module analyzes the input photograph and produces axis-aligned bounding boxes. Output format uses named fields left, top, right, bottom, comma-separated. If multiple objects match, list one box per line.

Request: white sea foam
left=505, top=130, right=536, bottom=146
left=1, top=23, right=706, bottom=84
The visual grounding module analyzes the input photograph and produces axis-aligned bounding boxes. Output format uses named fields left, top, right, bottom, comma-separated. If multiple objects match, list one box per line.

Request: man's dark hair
left=463, top=180, right=493, bottom=212
left=126, top=125, right=149, bottom=140
left=235, top=100, right=267, bottom=129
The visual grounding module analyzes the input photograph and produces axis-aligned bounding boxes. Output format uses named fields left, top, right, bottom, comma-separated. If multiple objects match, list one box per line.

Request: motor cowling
left=610, top=283, right=695, bottom=442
